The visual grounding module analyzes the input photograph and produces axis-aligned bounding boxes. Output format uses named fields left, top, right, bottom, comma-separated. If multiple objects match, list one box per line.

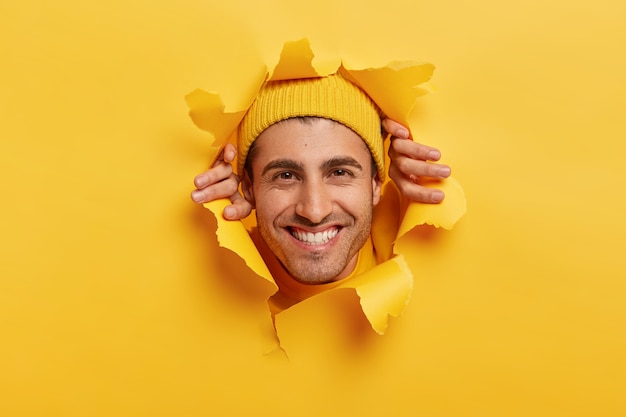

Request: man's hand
left=190, top=143, right=253, bottom=220
left=191, top=119, right=450, bottom=219
left=384, top=118, right=451, bottom=204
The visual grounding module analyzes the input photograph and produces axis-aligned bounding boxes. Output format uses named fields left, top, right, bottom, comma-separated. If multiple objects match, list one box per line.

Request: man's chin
left=291, top=275, right=338, bottom=285
left=286, top=263, right=348, bottom=285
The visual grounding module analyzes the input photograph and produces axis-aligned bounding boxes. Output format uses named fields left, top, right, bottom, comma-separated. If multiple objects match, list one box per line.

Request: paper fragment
left=338, top=255, right=413, bottom=334
left=204, top=200, right=276, bottom=288
left=189, top=38, right=466, bottom=345
left=397, top=177, right=467, bottom=239
left=344, top=62, right=435, bottom=126
left=268, top=38, right=320, bottom=81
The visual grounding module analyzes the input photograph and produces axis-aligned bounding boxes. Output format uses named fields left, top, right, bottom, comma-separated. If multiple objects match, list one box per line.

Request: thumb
left=223, top=192, right=253, bottom=220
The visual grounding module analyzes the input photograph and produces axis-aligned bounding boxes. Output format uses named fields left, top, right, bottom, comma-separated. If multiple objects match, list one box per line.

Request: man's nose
left=295, top=181, right=333, bottom=224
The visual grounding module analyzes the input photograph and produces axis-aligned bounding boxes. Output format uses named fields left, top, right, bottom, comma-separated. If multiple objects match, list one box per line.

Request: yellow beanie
left=237, top=72, right=385, bottom=180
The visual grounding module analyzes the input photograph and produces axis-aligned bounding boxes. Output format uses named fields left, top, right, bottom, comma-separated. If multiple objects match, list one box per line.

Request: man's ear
left=241, top=172, right=256, bottom=208
left=372, top=173, right=382, bottom=206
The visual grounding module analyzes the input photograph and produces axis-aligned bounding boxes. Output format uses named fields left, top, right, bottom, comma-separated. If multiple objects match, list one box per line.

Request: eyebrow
left=261, top=159, right=304, bottom=176
left=261, top=156, right=364, bottom=177
left=321, top=156, right=363, bottom=172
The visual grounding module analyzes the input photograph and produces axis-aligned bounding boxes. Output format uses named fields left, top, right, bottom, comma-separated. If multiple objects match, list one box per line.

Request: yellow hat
left=237, top=72, right=385, bottom=180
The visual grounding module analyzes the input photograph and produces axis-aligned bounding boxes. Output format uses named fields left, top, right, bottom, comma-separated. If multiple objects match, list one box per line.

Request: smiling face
left=242, top=118, right=382, bottom=285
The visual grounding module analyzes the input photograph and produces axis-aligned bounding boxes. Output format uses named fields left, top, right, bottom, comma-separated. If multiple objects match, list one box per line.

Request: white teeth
left=292, top=228, right=338, bottom=245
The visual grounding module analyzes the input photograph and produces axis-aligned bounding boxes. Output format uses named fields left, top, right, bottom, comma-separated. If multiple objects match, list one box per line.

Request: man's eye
left=277, top=172, right=294, bottom=180
left=332, top=169, right=349, bottom=176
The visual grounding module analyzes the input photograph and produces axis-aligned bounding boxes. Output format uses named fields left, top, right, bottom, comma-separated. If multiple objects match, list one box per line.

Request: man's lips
left=288, top=226, right=340, bottom=246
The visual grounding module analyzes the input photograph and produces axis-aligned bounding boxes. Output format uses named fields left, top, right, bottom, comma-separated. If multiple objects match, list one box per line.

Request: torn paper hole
left=189, top=38, right=466, bottom=352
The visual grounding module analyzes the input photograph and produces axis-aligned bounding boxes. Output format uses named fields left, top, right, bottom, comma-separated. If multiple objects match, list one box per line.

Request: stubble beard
left=257, top=210, right=373, bottom=285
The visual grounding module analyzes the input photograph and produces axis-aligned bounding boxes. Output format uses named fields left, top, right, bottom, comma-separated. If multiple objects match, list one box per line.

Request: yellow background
left=2, top=0, right=625, bottom=416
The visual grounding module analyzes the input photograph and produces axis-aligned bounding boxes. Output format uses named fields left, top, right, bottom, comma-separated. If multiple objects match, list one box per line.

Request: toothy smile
left=290, top=227, right=339, bottom=246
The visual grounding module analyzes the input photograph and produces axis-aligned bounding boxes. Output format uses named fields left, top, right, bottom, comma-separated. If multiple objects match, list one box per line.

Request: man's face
left=242, top=118, right=382, bottom=285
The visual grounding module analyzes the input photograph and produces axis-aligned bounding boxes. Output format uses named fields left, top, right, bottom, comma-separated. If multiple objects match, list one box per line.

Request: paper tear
left=338, top=255, right=413, bottom=334
left=189, top=38, right=466, bottom=349
left=204, top=199, right=277, bottom=288
left=185, top=90, right=246, bottom=146
left=186, top=38, right=436, bottom=162
left=343, top=62, right=435, bottom=127
left=397, top=177, right=467, bottom=239
left=268, top=38, right=320, bottom=81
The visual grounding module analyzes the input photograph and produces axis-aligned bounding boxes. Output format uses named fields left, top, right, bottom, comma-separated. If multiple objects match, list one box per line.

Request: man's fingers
left=191, top=174, right=239, bottom=204
left=404, top=186, right=446, bottom=204
left=390, top=168, right=445, bottom=203
left=222, top=143, right=237, bottom=163
left=223, top=193, right=253, bottom=220
left=194, top=162, right=233, bottom=189
left=190, top=142, right=250, bottom=218
left=389, top=137, right=442, bottom=162
left=210, top=143, right=237, bottom=169
left=383, top=118, right=449, bottom=204
left=382, top=118, right=411, bottom=139
left=388, top=163, right=447, bottom=204
left=391, top=155, right=451, bottom=179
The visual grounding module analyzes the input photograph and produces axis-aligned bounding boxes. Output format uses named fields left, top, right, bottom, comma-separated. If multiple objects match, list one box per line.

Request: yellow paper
left=337, top=255, right=413, bottom=334
left=190, top=39, right=465, bottom=345
left=345, top=62, right=435, bottom=126
left=185, top=90, right=247, bottom=149
left=3, top=1, right=626, bottom=415
left=398, top=176, right=467, bottom=236
left=205, top=199, right=276, bottom=287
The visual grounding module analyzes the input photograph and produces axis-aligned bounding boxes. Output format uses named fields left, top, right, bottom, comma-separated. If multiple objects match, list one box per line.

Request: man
left=191, top=124, right=450, bottom=219
left=190, top=71, right=452, bottom=312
